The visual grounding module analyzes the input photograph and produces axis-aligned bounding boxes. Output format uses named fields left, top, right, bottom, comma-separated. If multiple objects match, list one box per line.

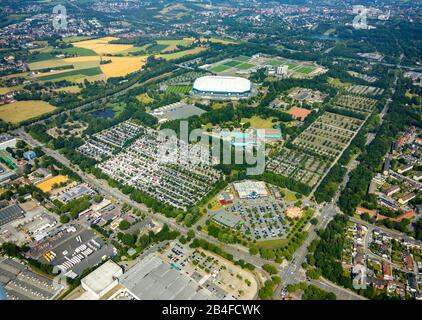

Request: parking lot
left=99, top=127, right=221, bottom=210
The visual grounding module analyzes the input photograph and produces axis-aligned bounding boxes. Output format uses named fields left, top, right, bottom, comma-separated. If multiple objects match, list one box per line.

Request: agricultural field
left=37, top=67, right=102, bottom=81
left=155, top=37, right=195, bottom=52
left=62, top=36, right=95, bottom=43
left=157, top=47, right=206, bottom=60
left=0, top=100, right=56, bottom=124
left=99, top=56, right=147, bottom=78
left=35, top=175, right=69, bottom=193
left=292, top=112, right=364, bottom=159
left=72, top=36, right=133, bottom=55
left=31, top=55, right=147, bottom=82
left=332, top=94, right=378, bottom=115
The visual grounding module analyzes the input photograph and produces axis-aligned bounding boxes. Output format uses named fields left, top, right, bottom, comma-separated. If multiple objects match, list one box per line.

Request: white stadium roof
left=193, top=76, right=251, bottom=94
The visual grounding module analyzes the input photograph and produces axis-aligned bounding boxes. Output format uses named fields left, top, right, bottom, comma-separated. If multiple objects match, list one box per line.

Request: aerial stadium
left=192, top=76, right=252, bottom=99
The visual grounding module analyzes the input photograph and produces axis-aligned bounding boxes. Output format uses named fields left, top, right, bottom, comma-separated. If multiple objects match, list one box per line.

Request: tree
left=262, top=263, right=278, bottom=275
left=118, top=220, right=131, bottom=231
left=59, top=214, right=69, bottom=224
left=187, top=229, right=195, bottom=239
left=93, top=194, right=104, bottom=203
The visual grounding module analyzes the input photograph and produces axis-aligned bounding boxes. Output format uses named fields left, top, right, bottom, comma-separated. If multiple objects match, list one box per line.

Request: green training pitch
left=236, top=63, right=255, bottom=70
left=210, top=64, right=232, bottom=73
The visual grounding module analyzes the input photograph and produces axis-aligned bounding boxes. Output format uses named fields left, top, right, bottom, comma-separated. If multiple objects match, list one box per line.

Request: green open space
left=37, top=67, right=102, bottom=81
left=210, top=64, right=232, bottom=73
left=236, top=63, right=255, bottom=70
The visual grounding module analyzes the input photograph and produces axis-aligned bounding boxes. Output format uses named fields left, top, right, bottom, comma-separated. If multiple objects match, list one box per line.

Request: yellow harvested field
left=73, top=37, right=134, bottom=55
left=157, top=47, right=206, bottom=60
left=36, top=175, right=69, bottom=193
left=100, top=56, right=147, bottom=78
left=0, top=100, right=56, bottom=124
left=63, top=56, right=101, bottom=69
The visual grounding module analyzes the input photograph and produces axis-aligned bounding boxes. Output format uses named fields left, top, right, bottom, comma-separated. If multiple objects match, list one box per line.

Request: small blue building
left=23, top=150, right=37, bottom=161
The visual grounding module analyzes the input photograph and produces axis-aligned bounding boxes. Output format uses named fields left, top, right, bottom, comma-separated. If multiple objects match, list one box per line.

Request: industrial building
left=192, top=76, right=252, bottom=99
left=119, top=254, right=224, bottom=300
left=80, top=260, right=123, bottom=300
left=0, top=203, right=25, bottom=227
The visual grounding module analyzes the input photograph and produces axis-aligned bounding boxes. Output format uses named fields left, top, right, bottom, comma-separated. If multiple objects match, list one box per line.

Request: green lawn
left=268, top=59, right=284, bottom=67
left=236, top=55, right=251, bottom=62
left=296, top=66, right=316, bottom=74
left=223, top=60, right=242, bottom=67
left=166, top=85, right=192, bottom=94
left=255, top=239, right=288, bottom=250
left=147, top=44, right=169, bottom=53
left=37, top=67, right=102, bottom=81
left=59, top=47, right=98, bottom=56
left=28, top=52, right=57, bottom=63
left=236, top=63, right=255, bottom=70
left=210, top=64, right=232, bottom=73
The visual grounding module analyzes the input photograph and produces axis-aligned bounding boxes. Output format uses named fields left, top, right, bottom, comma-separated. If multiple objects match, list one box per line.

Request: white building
left=233, top=180, right=269, bottom=199
left=80, top=260, right=123, bottom=300
left=0, top=134, right=17, bottom=150
left=277, top=65, right=288, bottom=76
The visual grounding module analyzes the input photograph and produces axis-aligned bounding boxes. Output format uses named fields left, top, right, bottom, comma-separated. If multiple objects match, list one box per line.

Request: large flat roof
left=119, top=254, right=223, bottom=300
left=193, top=76, right=251, bottom=94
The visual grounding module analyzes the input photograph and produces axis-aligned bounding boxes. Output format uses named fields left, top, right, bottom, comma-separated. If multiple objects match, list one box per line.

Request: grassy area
left=158, top=47, right=206, bottom=60
left=156, top=38, right=195, bottom=51
left=223, top=60, right=243, bottom=67
left=236, top=56, right=250, bottom=62
left=255, top=239, right=289, bottom=250
left=328, top=77, right=351, bottom=88
left=237, top=63, right=255, bottom=70
left=240, top=116, right=276, bottom=129
left=0, top=100, right=56, bottom=123
left=59, top=47, right=98, bottom=56
left=147, top=44, right=169, bottom=53
left=37, top=67, right=102, bottom=81
left=63, top=36, right=95, bottom=43
left=166, top=85, right=192, bottom=94
left=282, top=189, right=298, bottom=202
left=136, top=93, right=154, bottom=103
left=268, top=59, right=284, bottom=67
left=52, top=86, right=82, bottom=94
left=296, top=65, right=316, bottom=74
left=210, top=64, right=232, bottom=73
left=200, top=37, right=239, bottom=45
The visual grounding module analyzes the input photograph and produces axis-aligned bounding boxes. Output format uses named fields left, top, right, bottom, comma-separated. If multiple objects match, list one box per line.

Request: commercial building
left=119, top=254, right=226, bottom=300
left=233, top=180, right=268, bottom=199
left=212, top=210, right=241, bottom=228
left=0, top=203, right=24, bottom=227
left=192, top=76, right=251, bottom=99
left=80, top=260, right=123, bottom=300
